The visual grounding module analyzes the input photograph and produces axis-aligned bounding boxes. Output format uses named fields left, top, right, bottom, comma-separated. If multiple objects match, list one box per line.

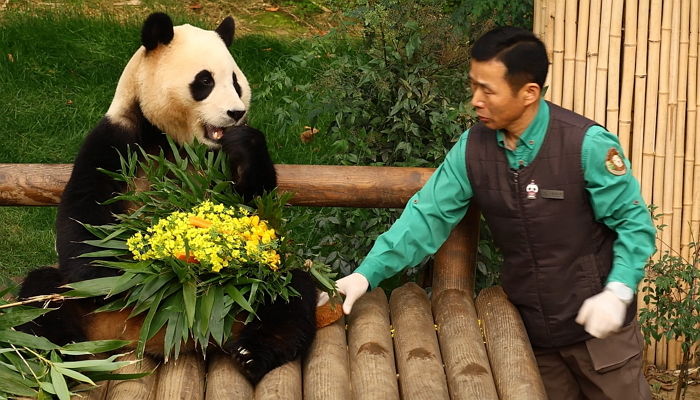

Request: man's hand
left=332, top=273, right=369, bottom=315
left=575, top=289, right=627, bottom=338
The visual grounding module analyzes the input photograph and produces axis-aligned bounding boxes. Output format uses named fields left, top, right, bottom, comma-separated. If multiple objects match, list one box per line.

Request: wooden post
left=105, top=355, right=159, bottom=400
left=390, top=283, right=449, bottom=400
left=302, top=317, right=352, bottom=400
left=254, top=360, right=302, bottom=400
left=475, top=287, right=547, bottom=400
left=347, top=288, right=400, bottom=400
left=204, top=353, right=254, bottom=399
left=432, top=206, right=480, bottom=299
left=154, top=353, right=205, bottom=400
left=433, top=289, right=498, bottom=400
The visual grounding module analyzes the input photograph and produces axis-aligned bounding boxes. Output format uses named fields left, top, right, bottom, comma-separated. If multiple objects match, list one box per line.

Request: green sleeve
left=581, top=126, right=656, bottom=291
left=355, top=131, right=474, bottom=288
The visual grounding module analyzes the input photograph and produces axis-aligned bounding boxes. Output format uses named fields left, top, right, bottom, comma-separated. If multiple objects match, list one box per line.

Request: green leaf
left=0, top=307, right=54, bottom=330
left=50, top=365, right=71, bottom=400
left=182, top=282, right=196, bottom=328
left=60, top=340, right=131, bottom=355
left=53, top=365, right=96, bottom=386
left=136, top=287, right=166, bottom=357
left=77, top=249, right=129, bottom=258
left=63, top=276, right=122, bottom=297
left=225, top=285, right=255, bottom=314
left=0, top=329, right=59, bottom=350
left=81, top=239, right=128, bottom=250
left=209, top=286, right=226, bottom=346
left=0, top=364, right=38, bottom=396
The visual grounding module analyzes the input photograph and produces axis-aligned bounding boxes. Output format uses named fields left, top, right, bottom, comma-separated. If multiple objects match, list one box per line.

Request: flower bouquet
left=64, top=139, right=338, bottom=360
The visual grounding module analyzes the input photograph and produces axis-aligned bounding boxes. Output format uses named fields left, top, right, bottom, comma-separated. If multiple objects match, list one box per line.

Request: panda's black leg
left=227, top=270, right=317, bottom=384
left=219, top=125, right=277, bottom=202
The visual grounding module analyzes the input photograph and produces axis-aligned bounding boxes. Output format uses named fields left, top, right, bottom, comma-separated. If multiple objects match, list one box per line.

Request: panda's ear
left=141, top=12, right=174, bottom=51
left=215, top=17, right=235, bottom=47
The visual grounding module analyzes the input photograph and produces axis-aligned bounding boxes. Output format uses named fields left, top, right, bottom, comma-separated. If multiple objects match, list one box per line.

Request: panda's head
left=108, top=13, right=251, bottom=147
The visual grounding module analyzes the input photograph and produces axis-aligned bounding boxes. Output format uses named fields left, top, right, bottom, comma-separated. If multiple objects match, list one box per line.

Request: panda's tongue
left=205, top=125, right=225, bottom=141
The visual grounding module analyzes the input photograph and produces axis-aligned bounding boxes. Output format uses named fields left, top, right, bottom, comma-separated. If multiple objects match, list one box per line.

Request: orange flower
left=189, top=216, right=212, bottom=229
left=175, top=253, right=199, bottom=264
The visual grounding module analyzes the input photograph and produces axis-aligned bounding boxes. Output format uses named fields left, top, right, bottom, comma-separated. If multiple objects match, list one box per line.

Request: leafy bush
left=639, top=209, right=700, bottom=400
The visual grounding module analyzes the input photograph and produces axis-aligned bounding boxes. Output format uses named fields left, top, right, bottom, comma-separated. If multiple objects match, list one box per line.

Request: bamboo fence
left=533, top=0, right=700, bottom=370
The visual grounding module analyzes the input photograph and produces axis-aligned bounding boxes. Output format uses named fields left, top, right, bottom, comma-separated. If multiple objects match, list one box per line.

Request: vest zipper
left=512, top=170, right=519, bottom=192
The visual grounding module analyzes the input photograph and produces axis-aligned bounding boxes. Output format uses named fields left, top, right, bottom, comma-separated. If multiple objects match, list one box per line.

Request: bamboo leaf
left=60, top=340, right=131, bottom=355
left=182, top=281, right=196, bottom=328
left=0, top=307, right=54, bottom=330
left=0, top=330, right=59, bottom=350
left=81, top=239, right=128, bottom=250
left=209, top=286, right=225, bottom=346
left=50, top=365, right=70, bottom=400
left=77, top=249, right=129, bottom=258
left=225, top=285, right=255, bottom=314
left=136, top=287, right=166, bottom=357
left=53, top=365, right=96, bottom=386
left=63, top=276, right=122, bottom=297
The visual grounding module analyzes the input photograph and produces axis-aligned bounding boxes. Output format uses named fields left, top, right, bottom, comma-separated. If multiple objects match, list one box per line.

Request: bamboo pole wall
left=534, top=0, right=700, bottom=370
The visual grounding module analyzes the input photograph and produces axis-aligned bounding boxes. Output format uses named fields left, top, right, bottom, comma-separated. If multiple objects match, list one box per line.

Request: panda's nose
left=227, top=110, right=246, bottom=122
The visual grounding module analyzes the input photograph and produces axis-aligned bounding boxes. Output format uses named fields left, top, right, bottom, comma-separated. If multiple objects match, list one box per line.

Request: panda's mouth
left=204, top=124, right=226, bottom=141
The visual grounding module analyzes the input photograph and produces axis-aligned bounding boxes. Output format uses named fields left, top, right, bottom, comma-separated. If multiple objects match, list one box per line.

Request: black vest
left=466, top=102, right=635, bottom=347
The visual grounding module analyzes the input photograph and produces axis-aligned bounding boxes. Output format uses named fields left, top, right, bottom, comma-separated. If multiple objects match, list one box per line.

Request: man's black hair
left=471, top=26, right=549, bottom=93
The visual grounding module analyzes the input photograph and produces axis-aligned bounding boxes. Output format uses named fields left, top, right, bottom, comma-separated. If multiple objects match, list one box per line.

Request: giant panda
left=18, top=12, right=318, bottom=384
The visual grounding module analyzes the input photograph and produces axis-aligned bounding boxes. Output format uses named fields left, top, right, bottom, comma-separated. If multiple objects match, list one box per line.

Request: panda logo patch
left=526, top=180, right=539, bottom=199
left=605, top=147, right=627, bottom=176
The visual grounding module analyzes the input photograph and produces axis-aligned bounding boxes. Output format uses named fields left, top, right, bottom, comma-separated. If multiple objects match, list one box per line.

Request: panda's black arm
left=219, top=125, right=277, bottom=202
left=56, top=117, right=160, bottom=283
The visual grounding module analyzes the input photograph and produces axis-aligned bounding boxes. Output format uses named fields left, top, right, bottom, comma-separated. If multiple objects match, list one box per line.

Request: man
left=333, top=26, right=656, bottom=399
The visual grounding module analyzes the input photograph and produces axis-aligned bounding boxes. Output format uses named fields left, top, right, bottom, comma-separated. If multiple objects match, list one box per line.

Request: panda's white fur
left=108, top=23, right=251, bottom=147
left=18, top=13, right=317, bottom=385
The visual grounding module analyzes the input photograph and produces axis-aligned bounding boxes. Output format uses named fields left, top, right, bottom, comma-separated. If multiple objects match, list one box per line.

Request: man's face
left=469, top=59, right=529, bottom=133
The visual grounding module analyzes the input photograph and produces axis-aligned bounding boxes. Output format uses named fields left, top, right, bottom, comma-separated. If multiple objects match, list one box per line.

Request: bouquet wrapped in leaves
left=65, top=139, right=337, bottom=360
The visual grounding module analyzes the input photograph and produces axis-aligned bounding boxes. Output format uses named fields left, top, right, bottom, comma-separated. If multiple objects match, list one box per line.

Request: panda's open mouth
left=204, top=124, right=226, bottom=141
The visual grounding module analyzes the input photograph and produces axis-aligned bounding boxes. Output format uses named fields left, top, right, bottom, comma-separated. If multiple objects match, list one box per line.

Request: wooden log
left=475, top=286, right=546, bottom=400
left=432, top=289, right=498, bottom=400
left=254, top=360, right=302, bottom=400
left=347, top=288, right=400, bottom=400
left=389, top=283, right=449, bottom=400
left=204, top=353, right=254, bottom=400
left=302, top=317, right=351, bottom=400
left=105, top=354, right=159, bottom=400
left=154, top=353, right=205, bottom=400
left=432, top=206, right=479, bottom=298
left=0, top=164, right=434, bottom=208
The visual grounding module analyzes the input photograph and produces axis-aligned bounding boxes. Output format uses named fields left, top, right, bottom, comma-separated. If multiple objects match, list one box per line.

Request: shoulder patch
left=605, top=147, right=627, bottom=176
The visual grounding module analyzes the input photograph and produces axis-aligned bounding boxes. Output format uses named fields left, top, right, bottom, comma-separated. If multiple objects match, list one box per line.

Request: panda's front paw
left=230, top=343, right=270, bottom=384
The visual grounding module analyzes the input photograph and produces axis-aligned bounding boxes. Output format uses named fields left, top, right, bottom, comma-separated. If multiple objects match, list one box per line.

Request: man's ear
left=521, top=83, right=541, bottom=106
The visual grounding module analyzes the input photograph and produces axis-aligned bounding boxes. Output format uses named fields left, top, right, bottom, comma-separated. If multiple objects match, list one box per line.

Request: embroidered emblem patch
left=605, top=148, right=627, bottom=176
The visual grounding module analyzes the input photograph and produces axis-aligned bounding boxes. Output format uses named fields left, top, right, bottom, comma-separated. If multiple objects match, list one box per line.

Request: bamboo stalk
left=533, top=0, right=543, bottom=39
left=605, top=0, right=624, bottom=133
left=551, top=0, right=566, bottom=105
left=584, top=0, right=603, bottom=119
left=641, top=0, right=663, bottom=206
left=594, top=0, right=614, bottom=125
left=561, top=0, right=577, bottom=109
left=653, top=0, right=675, bottom=370
left=618, top=0, right=638, bottom=158
left=632, top=0, right=651, bottom=181
left=544, top=0, right=556, bottom=101
left=693, top=0, right=700, bottom=243
left=573, top=0, right=590, bottom=114
left=632, top=0, right=654, bottom=367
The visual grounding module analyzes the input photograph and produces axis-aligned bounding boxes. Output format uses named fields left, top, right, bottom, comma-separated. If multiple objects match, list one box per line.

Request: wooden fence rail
left=0, top=163, right=545, bottom=400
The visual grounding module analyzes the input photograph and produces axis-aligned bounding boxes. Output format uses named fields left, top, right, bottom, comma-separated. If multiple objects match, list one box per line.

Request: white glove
left=575, top=288, right=628, bottom=339
left=334, top=273, right=370, bottom=315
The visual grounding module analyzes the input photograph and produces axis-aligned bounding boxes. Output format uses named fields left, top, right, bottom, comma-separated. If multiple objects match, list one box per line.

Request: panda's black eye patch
left=232, top=72, right=242, bottom=97
left=190, top=70, right=215, bottom=101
